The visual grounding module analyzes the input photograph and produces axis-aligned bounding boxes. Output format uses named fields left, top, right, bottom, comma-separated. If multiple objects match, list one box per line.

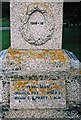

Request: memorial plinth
left=0, top=1, right=80, bottom=119
left=2, top=49, right=70, bottom=109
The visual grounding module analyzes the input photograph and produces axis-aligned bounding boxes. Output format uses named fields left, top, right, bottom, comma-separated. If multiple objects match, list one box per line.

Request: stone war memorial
left=0, top=0, right=81, bottom=119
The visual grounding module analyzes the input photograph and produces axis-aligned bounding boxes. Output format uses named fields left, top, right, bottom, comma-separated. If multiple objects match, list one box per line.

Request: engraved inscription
left=10, top=79, right=66, bottom=109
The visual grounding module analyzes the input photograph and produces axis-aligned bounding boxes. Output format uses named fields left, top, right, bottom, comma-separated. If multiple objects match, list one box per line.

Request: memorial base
left=0, top=49, right=80, bottom=119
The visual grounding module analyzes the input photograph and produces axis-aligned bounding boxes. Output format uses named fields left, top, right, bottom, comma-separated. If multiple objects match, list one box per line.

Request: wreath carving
left=19, top=3, right=54, bottom=46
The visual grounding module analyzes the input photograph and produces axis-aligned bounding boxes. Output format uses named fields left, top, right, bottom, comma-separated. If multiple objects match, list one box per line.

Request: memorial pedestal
left=1, top=48, right=80, bottom=118
left=0, top=1, right=80, bottom=119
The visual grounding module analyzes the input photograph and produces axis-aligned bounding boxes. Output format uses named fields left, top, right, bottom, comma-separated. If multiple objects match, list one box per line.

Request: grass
left=0, top=18, right=10, bottom=50
left=0, top=30, right=10, bottom=50
left=0, top=18, right=10, bottom=27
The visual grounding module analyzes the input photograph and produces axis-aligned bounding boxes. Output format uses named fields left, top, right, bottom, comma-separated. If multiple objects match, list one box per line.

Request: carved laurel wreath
left=19, top=3, right=54, bottom=46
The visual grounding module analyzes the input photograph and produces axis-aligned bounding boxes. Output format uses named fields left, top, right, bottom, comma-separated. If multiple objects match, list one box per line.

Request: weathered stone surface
left=1, top=49, right=69, bottom=110
left=10, top=79, right=66, bottom=109
left=0, top=51, right=80, bottom=117
left=10, top=2, right=63, bottom=49
left=0, top=1, right=80, bottom=119
left=1, top=49, right=80, bottom=114
left=2, top=49, right=70, bottom=73
left=0, top=81, right=2, bottom=103
left=1, top=72, right=80, bottom=118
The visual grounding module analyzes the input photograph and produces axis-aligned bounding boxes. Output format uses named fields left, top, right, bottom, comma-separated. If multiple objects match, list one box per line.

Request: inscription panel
left=10, top=79, right=66, bottom=109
